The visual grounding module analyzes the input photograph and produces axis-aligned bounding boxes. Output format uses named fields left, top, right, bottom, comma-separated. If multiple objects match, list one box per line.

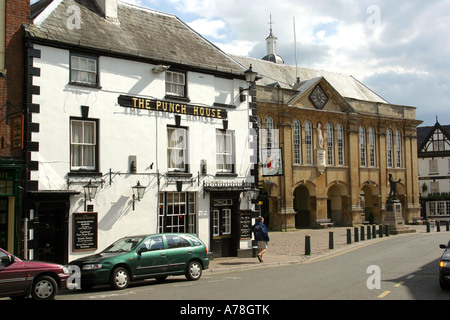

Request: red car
left=0, top=248, right=70, bottom=300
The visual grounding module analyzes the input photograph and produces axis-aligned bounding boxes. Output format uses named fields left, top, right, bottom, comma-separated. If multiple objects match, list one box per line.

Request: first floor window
left=216, top=129, right=235, bottom=173
left=305, top=120, right=313, bottom=165
left=159, top=192, right=196, bottom=234
left=167, top=127, right=187, bottom=172
left=70, top=119, right=97, bottom=171
left=293, top=120, right=301, bottom=165
left=337, top=124, right=345, bottom=166
left=326, top=122, right=334, bottom=166
left=387, top=129, right=393, bottom=168
left=360, top=126, right=367, bottom=167
left=369, top=127, right=376, bottom=167
left=396, top=130, right=402, bottom=168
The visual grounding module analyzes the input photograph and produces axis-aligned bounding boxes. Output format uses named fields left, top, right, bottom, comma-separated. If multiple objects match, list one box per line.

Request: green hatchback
left=68, top=233, right=209, bottom=290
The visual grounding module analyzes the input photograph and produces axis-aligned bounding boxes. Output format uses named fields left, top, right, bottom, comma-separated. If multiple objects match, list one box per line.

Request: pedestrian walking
left=253, top=216, right=269, bottom=263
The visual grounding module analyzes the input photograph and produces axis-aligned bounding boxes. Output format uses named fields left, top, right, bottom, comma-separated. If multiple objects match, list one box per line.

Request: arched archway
left=327, top=184, right=347, bottom=226
left=361, top=182, right=380, bottom=224
left=293, top=185, right=310, bottom=228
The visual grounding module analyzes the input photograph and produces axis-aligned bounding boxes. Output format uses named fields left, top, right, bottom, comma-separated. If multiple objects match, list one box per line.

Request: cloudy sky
left=31, top=0, right=450, bottom=127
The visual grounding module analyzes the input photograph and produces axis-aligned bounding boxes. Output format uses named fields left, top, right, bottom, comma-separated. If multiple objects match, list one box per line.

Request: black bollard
left=354, top=227, right=359, bottom=242
left=446, top=220, right=450, bottom=232
left=372, top=225, right=376, bottom=239
left=360, top=226, right=365, bottom=241
left=347, top=228, right=352, bottom=244
left=305, top=235, right=311, bottom=256
left=427, top=221, right=430, bottom=233
left=329, top=231, right=334, bottom=250
left=385, top=225, right=390, bottom=237
left=379, top=225, right=383, bottom=238
left=367, top=225, right=371, bottom=239
left=437, top=220, right=441, bottom=232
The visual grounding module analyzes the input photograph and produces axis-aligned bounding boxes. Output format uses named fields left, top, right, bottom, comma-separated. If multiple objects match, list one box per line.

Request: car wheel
left=31, top=275, right=58, bottom=300
left=110, top=267, right=130, bottom=290
left=440, top=278, right=450, bottom=290
left=185, top=260, right=202, bottom=281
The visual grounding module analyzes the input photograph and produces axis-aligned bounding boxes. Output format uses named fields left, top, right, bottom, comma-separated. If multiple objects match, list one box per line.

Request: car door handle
left=187, top=250, right=193, bottom=253
left=160, top=252, right=166, bottom=256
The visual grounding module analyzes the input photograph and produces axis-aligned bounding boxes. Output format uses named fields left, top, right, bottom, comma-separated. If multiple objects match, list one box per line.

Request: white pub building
left=24, top=0, right=258, bottom=263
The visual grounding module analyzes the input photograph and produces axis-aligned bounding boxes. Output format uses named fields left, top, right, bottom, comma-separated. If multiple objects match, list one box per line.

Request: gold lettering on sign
left=119, top=96, right=226, bottom=119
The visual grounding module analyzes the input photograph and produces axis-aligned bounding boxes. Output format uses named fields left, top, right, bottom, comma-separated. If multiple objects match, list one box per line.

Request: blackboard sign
left=73, top=212, right=98, bottom=251
left=240, top=213, right=252, bottom=240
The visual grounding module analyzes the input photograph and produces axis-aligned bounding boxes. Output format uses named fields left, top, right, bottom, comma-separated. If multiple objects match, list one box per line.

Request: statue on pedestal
left=388, top=173, right=401, bottom=201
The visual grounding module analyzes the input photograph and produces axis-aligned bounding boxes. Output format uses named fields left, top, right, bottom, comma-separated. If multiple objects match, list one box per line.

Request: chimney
left=95, top=0, right=118, bottom=21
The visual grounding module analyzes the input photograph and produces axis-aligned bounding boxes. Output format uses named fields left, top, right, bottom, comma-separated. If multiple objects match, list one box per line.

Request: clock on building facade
left=309, top=85, right=329, bottom=110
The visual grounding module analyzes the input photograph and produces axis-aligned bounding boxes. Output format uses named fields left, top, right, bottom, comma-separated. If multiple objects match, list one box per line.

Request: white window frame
left=216, top=129, right=235, bottom=173
left=396, top=130, right=402, bottom=168
left=387, top=129, right=393, bottom=168
left=70, top=119, right=97, bottom=171
left=167, top=127, right=188, bottom=172
left=369, top=127, right=376, bottom=167
left=70, top=54, right=98, bottom=86
left=337, top=124, right=345, bottom=166
left=327, top=122, right=334, bottom=166
left=166, top=71, right=186, bottom=97
left=222, top=208, right=231, bottom=235
left=305, top=120, right=313, bottom=165
left=293, top=120, right=301, bottom=165
left=360, top=126, right=367, bottom=167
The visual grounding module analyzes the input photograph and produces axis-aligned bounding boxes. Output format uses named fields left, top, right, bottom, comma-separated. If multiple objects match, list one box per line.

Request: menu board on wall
left=73, top=212, right=98, bottom=251
left=240, top=213, right=252, bottom=240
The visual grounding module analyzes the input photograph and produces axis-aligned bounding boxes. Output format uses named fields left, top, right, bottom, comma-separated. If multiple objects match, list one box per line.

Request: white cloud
left=187, top=19, right=228, bottom=40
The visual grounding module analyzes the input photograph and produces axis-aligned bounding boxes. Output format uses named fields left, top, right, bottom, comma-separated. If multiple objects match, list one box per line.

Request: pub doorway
left=28, top=192, right=72, bottom=264
left=34, top=202, right=67, bottom=264
left=210, top=193, right=240, bottom=258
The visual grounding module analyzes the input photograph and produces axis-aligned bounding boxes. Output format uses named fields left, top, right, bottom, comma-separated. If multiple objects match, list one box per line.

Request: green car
left=69, top=233, right=209, bottom=290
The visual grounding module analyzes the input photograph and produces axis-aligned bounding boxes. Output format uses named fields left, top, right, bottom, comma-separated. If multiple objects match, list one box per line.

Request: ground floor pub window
left=159, top=192, right=196, bottom=233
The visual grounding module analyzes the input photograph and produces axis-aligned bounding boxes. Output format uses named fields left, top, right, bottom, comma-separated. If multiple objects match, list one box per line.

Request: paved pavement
left=207, top=224, right=433, bottom=273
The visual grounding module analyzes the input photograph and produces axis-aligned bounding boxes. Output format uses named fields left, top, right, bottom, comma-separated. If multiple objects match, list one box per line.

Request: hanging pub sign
left=118, top=95, right=228, bottom=119
left=10, top=114, right=23, bottom=150
left=261, top=148, right=284, bottom=177
left=72, top=212, right=98, bottom=252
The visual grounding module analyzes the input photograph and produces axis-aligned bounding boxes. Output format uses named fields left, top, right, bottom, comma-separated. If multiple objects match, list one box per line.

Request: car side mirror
left=1, top=255, right=13, bottom=265
left=138, top=247, right=148, bottom=255
left=440, top=244, right=447, bottom=249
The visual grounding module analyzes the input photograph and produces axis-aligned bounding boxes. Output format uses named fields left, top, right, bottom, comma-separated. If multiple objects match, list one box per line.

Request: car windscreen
left=443, top=250, right=450, bottom=260
left=102, top=236, right=146, bottom=253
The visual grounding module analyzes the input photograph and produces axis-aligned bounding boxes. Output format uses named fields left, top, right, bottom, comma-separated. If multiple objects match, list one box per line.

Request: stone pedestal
left=384, top=200, right=415, bottom=235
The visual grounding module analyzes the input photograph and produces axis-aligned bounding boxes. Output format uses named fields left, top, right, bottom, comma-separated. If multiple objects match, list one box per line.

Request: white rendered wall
left=32, top=45, right=254, bottom=261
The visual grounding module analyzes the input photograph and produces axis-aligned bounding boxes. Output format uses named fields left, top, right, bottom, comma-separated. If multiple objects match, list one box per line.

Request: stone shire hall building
left=1, top=0, right=422, bottom=264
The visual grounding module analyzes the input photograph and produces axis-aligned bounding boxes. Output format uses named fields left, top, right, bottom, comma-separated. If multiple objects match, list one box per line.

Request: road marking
left=378, top=290, right=391, bottom=298
left=394, top=282, right=404, bottom=288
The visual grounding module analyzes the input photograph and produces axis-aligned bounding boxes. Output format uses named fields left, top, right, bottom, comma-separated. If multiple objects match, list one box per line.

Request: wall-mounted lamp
left=239, top=64, right=259, bottom=102
left=247, top=188, right=259, bottom=202
left=152, top=65, right=170, bottom=74
left=83, top=180, right=99, bottom=211
left=132, top=181, right=146, bottom=210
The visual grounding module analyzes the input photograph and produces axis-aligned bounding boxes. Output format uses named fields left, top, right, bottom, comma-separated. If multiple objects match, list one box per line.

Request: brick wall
left=0, top=0, right=30, bottom=158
